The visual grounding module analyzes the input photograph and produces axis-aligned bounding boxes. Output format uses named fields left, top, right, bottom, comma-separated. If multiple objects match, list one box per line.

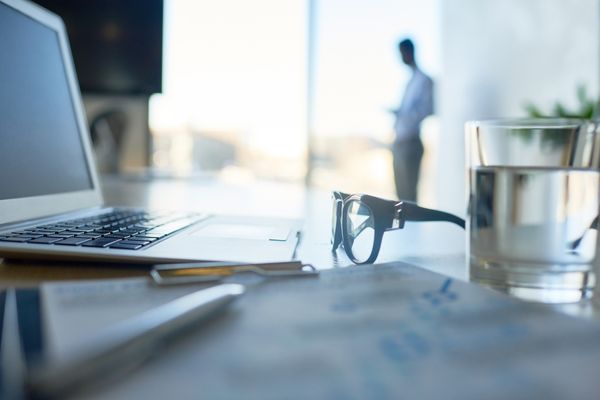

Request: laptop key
left=15, top=234, right=44, bottom=239
left=130, top=236, right=159, bottom=241
left=119, top=229, right=145, bottom=235
left=49, top=224, right=74, bottom=229
left=93, top=229, right=113, bottom=234
left=83, top=224, right=104, bottom=230
left=113, top=231, right=132, bottom=236
left=10, top=230, right=30, bottom=235
left=104, top=233, right=130, bottom=239
left=109, top=243, right=143, bottom=250
left=69, top=228, right=94, bottom=233
left=81, top=238, right=122, bottom=248
left=28, top=237, right=63, bottom=244
left=75, top=233, right=102, bottom=239
left=47, top=234, right=76, bottom=238
left=120, top=239, right=151, bottom=246
left=0, top=236, right=34, bottom=242
left=55, top=237, right=94, bottom=246
left=61, top=230, right=88, bottom=235
left=36, top=225, right=58, bottom=230
left=32, top=229, right=59, bottom=234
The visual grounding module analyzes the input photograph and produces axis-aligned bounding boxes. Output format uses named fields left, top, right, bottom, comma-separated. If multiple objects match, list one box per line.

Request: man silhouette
left=390, top=38, right=433, bottom=201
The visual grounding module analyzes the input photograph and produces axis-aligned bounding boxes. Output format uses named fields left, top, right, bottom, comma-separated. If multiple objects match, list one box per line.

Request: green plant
left=524, top=85, right=597, bottom=119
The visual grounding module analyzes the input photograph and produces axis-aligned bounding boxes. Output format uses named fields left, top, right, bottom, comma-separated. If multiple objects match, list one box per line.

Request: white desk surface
left=4, top=175, right=600, bottom=399
left=100, top=175, right=600, bottom=319
left=1, top=174, right=598, bottom=320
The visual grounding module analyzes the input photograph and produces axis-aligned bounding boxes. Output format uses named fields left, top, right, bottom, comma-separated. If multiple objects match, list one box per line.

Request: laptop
left=0, top=0, right=301, bottom=265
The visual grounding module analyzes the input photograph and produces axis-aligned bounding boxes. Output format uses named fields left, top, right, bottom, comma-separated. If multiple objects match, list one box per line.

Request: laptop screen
left=0, top=2, right=93, bottom=201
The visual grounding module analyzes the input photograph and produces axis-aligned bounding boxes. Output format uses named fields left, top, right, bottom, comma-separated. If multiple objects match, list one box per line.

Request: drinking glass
left=466, top=119, right=600, bottom=302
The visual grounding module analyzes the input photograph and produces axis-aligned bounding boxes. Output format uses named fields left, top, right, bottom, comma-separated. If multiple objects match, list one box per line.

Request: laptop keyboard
left=0, top=209, right=203, bottom=250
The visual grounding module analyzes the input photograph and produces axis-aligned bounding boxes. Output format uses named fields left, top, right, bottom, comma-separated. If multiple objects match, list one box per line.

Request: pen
left=27, top=283, right=245, bottom=399
left=151, top=260, right=318, bottom=286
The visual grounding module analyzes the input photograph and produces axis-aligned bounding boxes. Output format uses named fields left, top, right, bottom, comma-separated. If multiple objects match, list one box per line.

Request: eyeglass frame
left=331, top=191, right=465, bottom=264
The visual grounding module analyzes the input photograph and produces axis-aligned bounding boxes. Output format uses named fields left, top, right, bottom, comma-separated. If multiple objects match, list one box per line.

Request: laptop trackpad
left=190, top=223, right=290, bottom=241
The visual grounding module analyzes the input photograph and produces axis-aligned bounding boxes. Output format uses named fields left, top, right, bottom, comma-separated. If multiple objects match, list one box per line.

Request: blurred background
left=36, top=0, right=599, bottom=215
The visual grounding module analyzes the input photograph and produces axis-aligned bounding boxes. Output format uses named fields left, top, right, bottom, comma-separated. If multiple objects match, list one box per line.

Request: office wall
left=437, top=0, right=599, bottom=215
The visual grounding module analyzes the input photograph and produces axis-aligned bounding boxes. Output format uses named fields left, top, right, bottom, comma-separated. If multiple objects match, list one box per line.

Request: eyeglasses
left=331, top=191, right=465, bottom=264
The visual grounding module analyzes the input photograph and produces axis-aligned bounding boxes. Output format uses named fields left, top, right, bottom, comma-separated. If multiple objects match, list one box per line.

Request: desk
left=103, top=174, right=465, bottom=281
left=4, top=175, right=600, bottom=399
left=1, top=175, right=598, bottom=319
left=4, top=174, right=600, bottom=324
left=0, top=175, right=465, bottom=284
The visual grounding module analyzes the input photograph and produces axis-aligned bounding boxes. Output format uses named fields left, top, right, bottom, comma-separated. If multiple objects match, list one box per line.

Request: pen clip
left=150, top=261, right=318, bottom=286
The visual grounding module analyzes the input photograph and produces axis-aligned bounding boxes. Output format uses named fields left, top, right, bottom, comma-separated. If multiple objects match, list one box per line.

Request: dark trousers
left=392, top=137, right=424, bottom=202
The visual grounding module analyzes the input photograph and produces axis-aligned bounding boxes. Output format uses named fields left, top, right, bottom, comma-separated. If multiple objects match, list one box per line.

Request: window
left=149, top=0, right=441, bottom=203
left=150, top=0, right=308, bottom=181
left=311, top=0, right=441, bottom=202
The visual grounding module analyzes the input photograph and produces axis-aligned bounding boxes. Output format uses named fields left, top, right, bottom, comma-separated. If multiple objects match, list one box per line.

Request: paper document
left=42, top=278, right=201, bottom=360
left=41, top=262, right=600, bottom=400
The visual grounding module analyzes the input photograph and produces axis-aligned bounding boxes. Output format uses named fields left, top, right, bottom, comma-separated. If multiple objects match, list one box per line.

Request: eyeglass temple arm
left=399, top=202, right=465, bottom=229
left=569, top=215, right=599, bottom=250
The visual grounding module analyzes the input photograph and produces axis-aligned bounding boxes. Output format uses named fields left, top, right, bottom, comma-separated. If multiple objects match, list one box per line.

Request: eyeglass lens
left=345, top=200, right=376, bottom=263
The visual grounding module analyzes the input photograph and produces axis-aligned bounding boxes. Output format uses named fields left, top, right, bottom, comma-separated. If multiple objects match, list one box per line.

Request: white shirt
left=393, top=67, right=434, bottom=141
